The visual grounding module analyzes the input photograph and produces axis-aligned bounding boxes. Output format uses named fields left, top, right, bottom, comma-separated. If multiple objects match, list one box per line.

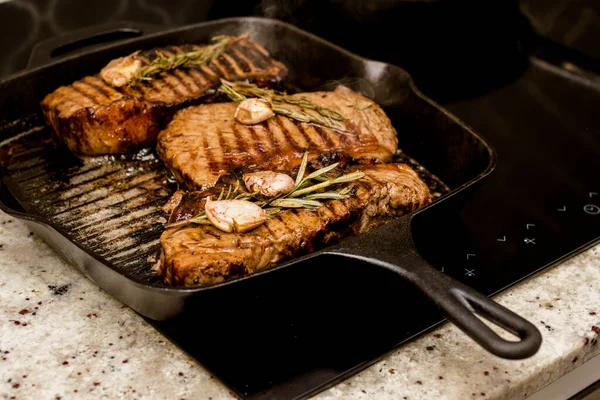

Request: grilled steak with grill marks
left=159, top=163, right=431, bottom=286
left=40, top=37, right=287, bottom=155
left=156, top=85, right=398, bottom=190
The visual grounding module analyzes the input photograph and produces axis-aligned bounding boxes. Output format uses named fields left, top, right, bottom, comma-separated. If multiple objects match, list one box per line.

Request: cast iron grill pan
left=2, top=127, right=450, bottom=282
left=0, top=18, right=541, bottom=362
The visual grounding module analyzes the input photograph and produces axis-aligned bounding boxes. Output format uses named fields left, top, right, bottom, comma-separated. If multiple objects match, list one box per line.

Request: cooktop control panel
left=425, top=58, right=600, bottom=297
left=425, top=186, right=599, bottom=291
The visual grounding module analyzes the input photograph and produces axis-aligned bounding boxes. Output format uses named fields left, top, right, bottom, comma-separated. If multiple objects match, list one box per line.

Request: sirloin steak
left=159, top=163, right=431, bottom=286
left=157, top=85, right=398, bottom=190
left=40, top=36, right=287, bottom=155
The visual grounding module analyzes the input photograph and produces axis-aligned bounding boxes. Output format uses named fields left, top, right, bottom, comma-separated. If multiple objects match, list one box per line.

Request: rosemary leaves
left=354, top=100, right=373, bottom=111
left=219, top=80, right=348, bottom=130
left=122, top=35, right=246, bottom=87
left=183, top=152, right=365, bottom=231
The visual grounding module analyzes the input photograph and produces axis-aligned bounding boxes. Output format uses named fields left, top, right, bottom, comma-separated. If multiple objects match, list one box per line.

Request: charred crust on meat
left=309, top=151, right=354, bottom=170
left=159, top=163, right=432, bottom=286
left=157, top=86, right=398, bottom=190
left=41, top=38, right=288, bottom=155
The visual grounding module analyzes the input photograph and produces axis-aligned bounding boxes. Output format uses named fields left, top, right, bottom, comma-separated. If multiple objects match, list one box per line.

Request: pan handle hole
left=474, top=314, right=520, bottom=342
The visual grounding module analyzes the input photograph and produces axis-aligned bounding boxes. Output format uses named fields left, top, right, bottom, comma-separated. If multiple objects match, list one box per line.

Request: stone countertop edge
left=0, top=210, right=598, bottom=400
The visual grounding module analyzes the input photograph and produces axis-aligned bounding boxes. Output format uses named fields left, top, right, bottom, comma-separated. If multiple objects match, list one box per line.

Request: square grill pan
left=0, top=18, right=541, bottom=362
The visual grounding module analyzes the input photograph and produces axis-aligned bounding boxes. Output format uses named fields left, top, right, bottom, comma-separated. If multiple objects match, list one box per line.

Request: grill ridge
left=1, top=126, right=173, bottom=281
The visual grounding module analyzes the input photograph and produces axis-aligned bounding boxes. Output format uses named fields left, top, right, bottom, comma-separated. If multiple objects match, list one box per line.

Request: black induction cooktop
left=1, top=1, right=598, bottom=399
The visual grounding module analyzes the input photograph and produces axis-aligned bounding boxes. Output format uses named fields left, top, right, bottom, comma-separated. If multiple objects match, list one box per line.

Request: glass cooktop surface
left=1, top=1, right=598, bottom=399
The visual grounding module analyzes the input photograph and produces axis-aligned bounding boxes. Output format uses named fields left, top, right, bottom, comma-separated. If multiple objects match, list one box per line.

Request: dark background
left=0, top=1, right=598, bottom=399
left=1, top=0, right=599, bottom=95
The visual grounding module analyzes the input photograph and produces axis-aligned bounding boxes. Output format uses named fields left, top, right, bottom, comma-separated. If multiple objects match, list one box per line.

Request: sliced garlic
left=100, top=52, right=142, bottom=87
left=234, top=98, right=274, bottom=125
left=243, top=171, right=295, bottom=197
left=205, top=198, right=266, bottom=233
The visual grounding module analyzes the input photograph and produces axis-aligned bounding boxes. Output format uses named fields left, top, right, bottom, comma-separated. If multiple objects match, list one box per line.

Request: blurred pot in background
left=208, top=0, right=533, bottom=101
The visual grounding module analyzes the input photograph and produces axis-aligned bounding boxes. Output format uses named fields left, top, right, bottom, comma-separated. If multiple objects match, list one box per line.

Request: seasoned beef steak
left=156, top=85, right=398, bottom=190
left=40, top=37, right=287, bottom=155
left=159, top=163, right=431, bottom=286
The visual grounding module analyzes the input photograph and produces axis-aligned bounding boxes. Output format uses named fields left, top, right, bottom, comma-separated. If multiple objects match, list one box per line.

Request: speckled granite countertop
left=1, top=210, right=599, bottom=400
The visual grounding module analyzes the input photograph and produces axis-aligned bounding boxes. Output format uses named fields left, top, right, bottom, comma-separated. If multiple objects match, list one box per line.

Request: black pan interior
left=0, top=18, right=492, bottom=287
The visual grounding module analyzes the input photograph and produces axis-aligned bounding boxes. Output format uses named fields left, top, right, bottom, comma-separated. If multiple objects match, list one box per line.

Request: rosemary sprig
left=297, top=162, right=340, bottom=187
left=303, top=192, right=351, bottom=200
left=281, top=97, right=346, bottom=121
left=337, top=185, right=355, bottom=196
left=271, top=105, right=345, bottom=130
left=265, top=207, right=283, bottom=215
left=354, top=100, right=373, bottom=111
left=220, top=81, right=347, bottom=121
left=219, top=80, right=347, bottom=130
left=183, top=153, right=365, bottom=227
left=129, top=35, right=245, bottom=87
left=295, top=152, right=309, bottom=186
left=187, top=211, right=211, bottom=225
left=270, top=198, right=322, bottom=208
left=288, top=171, right=364, bottom=198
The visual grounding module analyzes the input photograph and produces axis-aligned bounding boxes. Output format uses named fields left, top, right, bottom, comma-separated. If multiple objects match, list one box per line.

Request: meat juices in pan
left=40, top=36, right=288, bottom=155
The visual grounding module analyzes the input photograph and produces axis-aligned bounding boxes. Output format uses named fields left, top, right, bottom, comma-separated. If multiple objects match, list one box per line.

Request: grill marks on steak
left=40, top=39, right=287, bottom=155
left=159, top=163, right=432, bottom=286
left=156, top=85, right=399, bottom=190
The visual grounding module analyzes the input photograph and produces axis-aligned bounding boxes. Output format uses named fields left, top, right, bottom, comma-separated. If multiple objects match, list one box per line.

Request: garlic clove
left=243, top=171, right=295, bottom=197
left=234, top=98, right=274, bottom=125
left=205, top=198, right=266, bottom=233
left=100, top=52, right=142, bottom=87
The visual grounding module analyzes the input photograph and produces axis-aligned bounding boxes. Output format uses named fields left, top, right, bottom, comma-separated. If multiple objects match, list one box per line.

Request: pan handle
left=323, top=218, right=542, bottom=359
left=27, top=21, right=169, bottom=70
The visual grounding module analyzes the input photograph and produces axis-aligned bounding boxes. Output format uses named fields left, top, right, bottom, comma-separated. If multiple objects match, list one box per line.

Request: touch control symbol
left=497, top=236, right=506, bottom=242
left=466, top=253, right=476, bottom=260
left=465, top=269, right=475, bottom=277
left=584, top=204, right=600, bottom=215
left=590, top=192, right=598, bottom=198
left=526, top=224, right=535, bottom=230
left=524, top=238, right=536, bottom=245
left=557, top=206, right=567, bottom=212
